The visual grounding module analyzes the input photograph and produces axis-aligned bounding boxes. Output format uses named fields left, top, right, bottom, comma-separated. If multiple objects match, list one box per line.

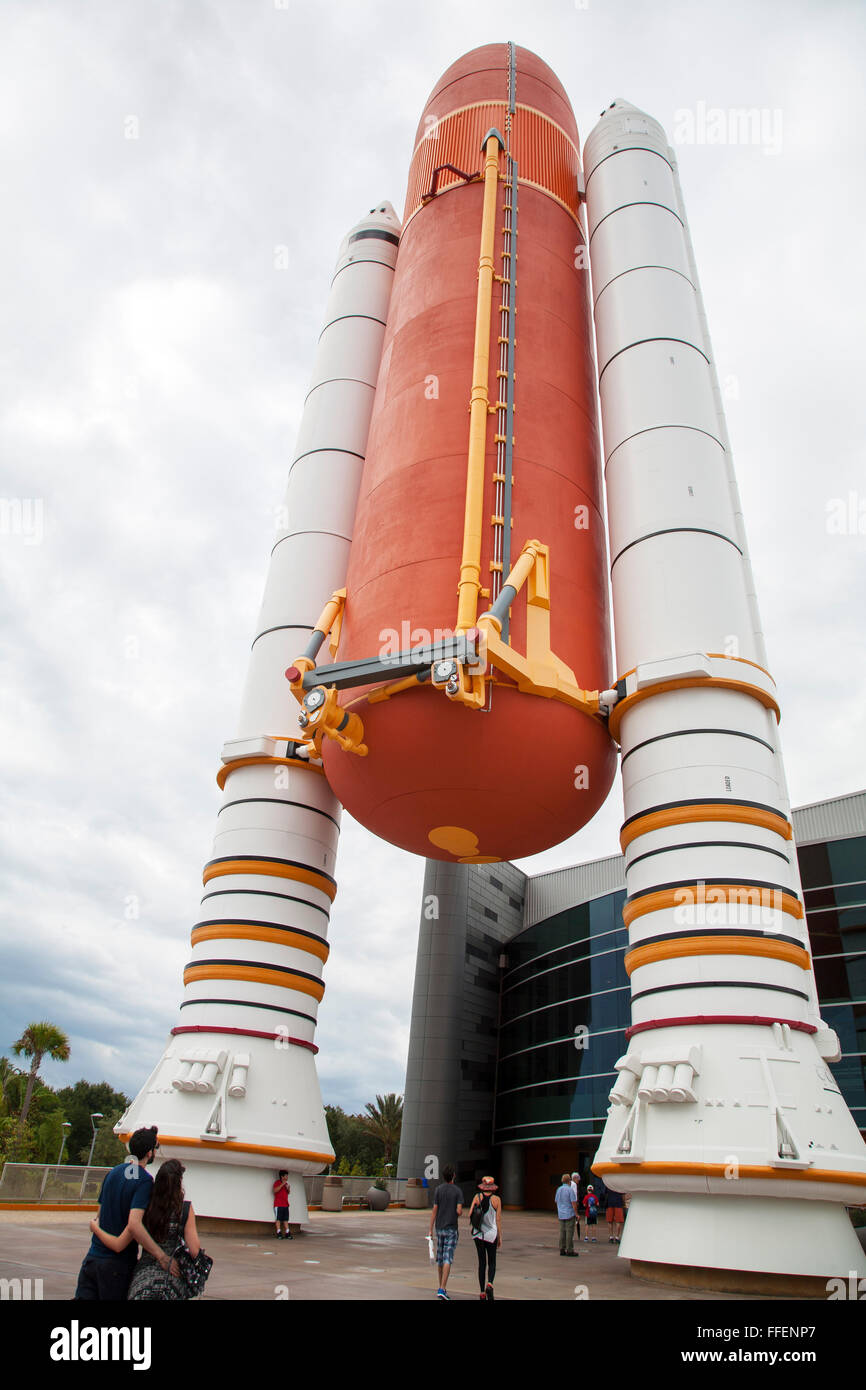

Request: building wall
left=397, top=859, right=526, bottom=1189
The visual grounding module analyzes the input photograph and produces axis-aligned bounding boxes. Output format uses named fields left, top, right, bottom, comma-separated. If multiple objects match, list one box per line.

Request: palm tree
left=0, top=1057, right=22, bottom=1116
left=12, top=1023, right=70, bottom=1128
left=360, top=1093, right=403, bottom=1164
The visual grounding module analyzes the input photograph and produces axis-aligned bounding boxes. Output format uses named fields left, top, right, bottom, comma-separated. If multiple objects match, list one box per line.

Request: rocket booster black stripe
left=179, top=998, right=317, bottom=1026
left=620, top=727, right=775, bottom=765
left=625, top=876, right=798, bottom=906
left=611, top=526, right=741, bottom=569
left=629, top=926, right=806, bottom=951
left=585, top=145, right=675, bottom=192
left=630, top=979, right=810, bottom=1003
left=251, top=623, right=314, bottom=650
left=218, top=797, right=340, bottom=830
left=626, top=839, right=792, bottom=869
left=200, top=887, right=330, bottom=919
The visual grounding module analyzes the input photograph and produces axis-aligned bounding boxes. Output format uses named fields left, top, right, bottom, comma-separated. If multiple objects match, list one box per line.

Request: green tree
left=35, top=1111, right=66, bottom=1165
left=360, top=1093, right=403, bottom=1166
left=56, top=1080, right=130, bottom=1164
left=0, top=1116, right=37, bottom=1171
left=11, top=1023, right=71, bottom=1128
left=325, top=1104, right=388, bottom=1174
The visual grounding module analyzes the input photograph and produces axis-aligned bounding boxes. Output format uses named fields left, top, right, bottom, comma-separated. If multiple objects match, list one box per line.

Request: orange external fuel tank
left=317, top=44, right=616, bottom=863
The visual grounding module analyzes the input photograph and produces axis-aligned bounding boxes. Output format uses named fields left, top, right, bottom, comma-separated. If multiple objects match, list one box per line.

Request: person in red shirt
left=273, top=1170, right=292, bottom=1240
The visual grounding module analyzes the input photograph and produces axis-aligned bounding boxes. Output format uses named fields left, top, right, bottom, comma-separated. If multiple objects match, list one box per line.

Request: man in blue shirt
left=555, top=1173, right=579, bottom=1256
left=74, top=1125, right=174, bottom=1299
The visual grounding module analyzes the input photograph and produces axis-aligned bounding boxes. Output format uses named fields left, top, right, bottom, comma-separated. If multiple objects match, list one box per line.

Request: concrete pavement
left=0, top=1206, right=781, bottom=1301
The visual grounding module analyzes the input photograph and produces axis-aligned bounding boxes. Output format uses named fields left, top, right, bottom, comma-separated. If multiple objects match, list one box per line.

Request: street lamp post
left=87, top=1113, right=103, bottom=1168
left=56, top=1121, right=71, bottom=1167
left=79, top=1113, right=104, bottom=1200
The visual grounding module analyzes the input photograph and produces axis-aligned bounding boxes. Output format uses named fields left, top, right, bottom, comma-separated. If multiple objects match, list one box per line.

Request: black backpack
left=470, top=1193, right=489, bottom=1234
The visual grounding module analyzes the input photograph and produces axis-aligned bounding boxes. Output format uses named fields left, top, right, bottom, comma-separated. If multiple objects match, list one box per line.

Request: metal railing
left=0, top=1164, right=429, bottom=1209
left=0, top=1163, right=111, bottom=1204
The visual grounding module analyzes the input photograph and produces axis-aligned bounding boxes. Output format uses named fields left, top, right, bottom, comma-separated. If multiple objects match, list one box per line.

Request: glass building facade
left=798, top=831, right=866, bottom=1133
left=495, top=893, right=629, bottom=1145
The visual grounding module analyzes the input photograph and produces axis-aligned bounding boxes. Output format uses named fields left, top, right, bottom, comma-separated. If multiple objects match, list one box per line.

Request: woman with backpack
left=89, top=1158, right=204, bottom=1299
left=468, top=1175, right=502, bottom=1301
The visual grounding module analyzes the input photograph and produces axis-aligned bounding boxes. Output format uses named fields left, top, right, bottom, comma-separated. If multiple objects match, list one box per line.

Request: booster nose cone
left=336, top=200, right=401, bottom=270
left=353, top=199, right=401, bottom=236
left=584, top=99, right=669, bottom=177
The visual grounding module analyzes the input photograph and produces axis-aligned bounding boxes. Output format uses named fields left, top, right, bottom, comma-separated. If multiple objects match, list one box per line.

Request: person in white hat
left=582, top=1183, right=599, bottom=1241
left=468, top=1176, right=502, bottom=1301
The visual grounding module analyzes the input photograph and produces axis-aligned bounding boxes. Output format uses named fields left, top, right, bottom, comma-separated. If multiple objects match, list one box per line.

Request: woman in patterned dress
left=89, top=1158, right=201, bottom=1300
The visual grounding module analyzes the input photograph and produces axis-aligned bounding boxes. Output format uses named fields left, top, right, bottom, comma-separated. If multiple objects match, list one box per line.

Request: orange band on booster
left=594, top=1161, right=866, bottom=1190
left=183, top=963, right=325, bottom=1001
left=621, top=803, right=792, bottom=852
left=202, top=859, right=337, bottom=901
left=624, top=934, right=811, bottom=976
left=117, top=1133, right=335, bottom=1165
left=609, top=676, right=780, bottom=744
left=622, top=885, right=804, bottom=929
left=216, top=755, right=324, bottom=790
left=190, top=923, right=329, bottom=962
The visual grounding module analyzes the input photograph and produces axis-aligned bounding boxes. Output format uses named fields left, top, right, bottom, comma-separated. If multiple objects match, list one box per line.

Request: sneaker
left=285, top=1232, right=293, bottom=1240
left=437, top=1288, right=450, bottom=1300
left=591, top=1237, right=597, bottom=1243
left=486, top=1284, right=494, bottom=1302
left=584, top=1236, right=589, bottom=1242
left=560, top=1249, right=566, bottom=1256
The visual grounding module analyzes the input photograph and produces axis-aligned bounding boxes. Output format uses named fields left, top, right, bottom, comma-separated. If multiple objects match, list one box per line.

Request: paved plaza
left=0, top=1206, right=787, bottom=1301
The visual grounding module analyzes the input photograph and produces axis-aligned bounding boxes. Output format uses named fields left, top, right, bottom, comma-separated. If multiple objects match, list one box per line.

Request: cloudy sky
left=1, top=0, right=864, bottom=1115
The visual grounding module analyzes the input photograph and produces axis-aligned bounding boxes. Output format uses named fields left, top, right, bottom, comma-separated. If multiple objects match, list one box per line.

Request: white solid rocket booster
left=586, top=102, right=866, bottom=1281
left=117, top=202, right=401, bottom=1221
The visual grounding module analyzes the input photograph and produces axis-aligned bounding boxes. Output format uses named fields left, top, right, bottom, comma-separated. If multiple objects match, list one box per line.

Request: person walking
left=555, top=1173, right=579, bottom=1256
left=74, top=1126, right=168, bottom=1300
left=468, top=1175, right=502, bottom=1301
left=429, top=1164, right=463, bottom=1300
left=89, top=1158, right=201, bottom=1300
